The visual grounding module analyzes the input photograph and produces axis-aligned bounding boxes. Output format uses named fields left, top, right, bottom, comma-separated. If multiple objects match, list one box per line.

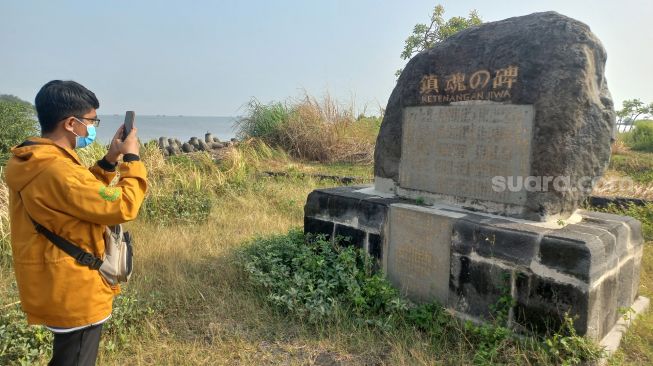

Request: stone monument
left=303, top=12, right=648, bottom=350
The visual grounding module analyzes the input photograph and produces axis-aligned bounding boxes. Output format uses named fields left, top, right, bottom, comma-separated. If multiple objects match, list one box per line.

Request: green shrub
left=542, top=315, right=606, bottom=366
left=464, top=321, right=512, bottom=364
left=240, top=229, right=407, bottom=324
left=0, top=306, right=52, bottom=365
left=0, top=290, right=159, bottom=364
left=0, top=100, right=39, bottom=166
left=241, top=229, right=606, bottom=365
left=236, top=99, right=289, bottom=141
left=102, top=290, right=158, bottom=352
left=630, top=120, right=653, bottom=152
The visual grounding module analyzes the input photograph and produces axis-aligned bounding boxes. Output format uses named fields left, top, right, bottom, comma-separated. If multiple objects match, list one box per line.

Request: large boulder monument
left=303, top=12, right=648, bottom=352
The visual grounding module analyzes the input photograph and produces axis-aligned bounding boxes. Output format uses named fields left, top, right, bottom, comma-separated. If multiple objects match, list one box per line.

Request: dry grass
left=278, top=94, right=378, bottom=164
left=593, top=170, right=653, bottom=200
left=593, top=148, right=653, bottom=199
left=237, top=93, right=381, bottom=164
left=612, top=135, right=631, bottom=156
left=95, top=162, right=384, bottom=365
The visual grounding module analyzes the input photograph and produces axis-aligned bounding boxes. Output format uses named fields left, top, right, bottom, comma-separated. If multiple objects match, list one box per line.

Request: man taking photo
left=5, top=80, right=148, bottom=365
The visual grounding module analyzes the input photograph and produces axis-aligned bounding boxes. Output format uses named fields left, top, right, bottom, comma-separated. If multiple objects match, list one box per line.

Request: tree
left=396, top=5, right=482, bottom=78
left=0, top=94, right=33, bottom=107
left=0, top=96, right=39, bottom=166
left=617, top=99, right=653, bottom=132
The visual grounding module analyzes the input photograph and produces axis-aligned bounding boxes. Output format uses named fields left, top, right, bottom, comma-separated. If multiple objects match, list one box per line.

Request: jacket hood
left=4, top=137, right=82, bottom=193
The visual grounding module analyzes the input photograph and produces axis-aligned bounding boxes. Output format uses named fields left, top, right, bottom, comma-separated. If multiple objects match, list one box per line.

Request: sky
left=1, top=0, right=651, bottom=116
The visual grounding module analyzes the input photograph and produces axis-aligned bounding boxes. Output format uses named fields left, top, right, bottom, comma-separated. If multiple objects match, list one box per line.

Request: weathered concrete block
left=538, top=235, right=594, bottom=282
left=539, top=228, right=609, bottom=282
left=304, top=217, right=333, bottom=239
left=580, top=210, right=644, bottom=249
left=334, top=224, right=365, bottom=249
left=181, top=143, right=194, bottom=153
left=358, top=199, right=388, bottom=228
left=305, top=190, right=330, bottom=218
left=631, top=246, right=644, bottom=308
left=569, top=223, right=619, bottom=269
left=452, top=218, right=541, bottom=265
left=326, top=193, right=362, bottom=223
left=599, top=274, right=619, bottom=338
left=158, top=136, right=168, bottom=149
left=579, top=214, right=631, bottom=260
left=190, top=137, right=200, bottom=147
left=368, top=233, right=382, bottom=260
left=198, top=140, right=210, bottom=151
left=449, top=254, right=512, bottom=321
left=514, top=272, right=599, bottom=336
left=305, top=187, right=405, bottom=233
left=616, top=257, right=636, bottom=311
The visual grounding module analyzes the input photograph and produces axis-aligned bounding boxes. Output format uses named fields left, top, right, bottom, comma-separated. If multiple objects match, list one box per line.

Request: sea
left=95, top=115, right=239, bottom=144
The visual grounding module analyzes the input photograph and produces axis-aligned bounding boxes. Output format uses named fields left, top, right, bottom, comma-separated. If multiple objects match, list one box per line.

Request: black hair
left=35, top=80, right=100, bottom=134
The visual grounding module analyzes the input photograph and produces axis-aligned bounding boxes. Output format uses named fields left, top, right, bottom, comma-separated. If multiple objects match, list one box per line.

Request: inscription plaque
left=386, top=205, right=453, bottom=303
left=398, top=105, right=534, bottom=205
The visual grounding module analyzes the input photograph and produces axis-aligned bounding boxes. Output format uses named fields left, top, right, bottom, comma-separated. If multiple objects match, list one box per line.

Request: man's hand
left=104, top=124, right=140, bottom=164
left=105, top=125, right=125, bottom=164
left=120, top=126, right=140, bottom=156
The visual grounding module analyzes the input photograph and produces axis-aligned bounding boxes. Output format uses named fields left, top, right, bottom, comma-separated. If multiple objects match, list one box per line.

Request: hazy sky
left=1, top=0, right=651, bottom=116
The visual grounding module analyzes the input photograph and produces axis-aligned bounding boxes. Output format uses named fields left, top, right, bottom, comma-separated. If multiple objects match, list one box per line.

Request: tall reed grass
left=237, top=93, right=381, bottom=164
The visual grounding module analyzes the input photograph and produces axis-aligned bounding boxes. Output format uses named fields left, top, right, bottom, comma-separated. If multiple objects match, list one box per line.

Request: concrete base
left=304, top=186, right=646, bottom=342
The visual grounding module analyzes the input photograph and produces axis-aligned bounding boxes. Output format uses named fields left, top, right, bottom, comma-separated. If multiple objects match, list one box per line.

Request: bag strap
left=18, top=192, right=103, bottom=270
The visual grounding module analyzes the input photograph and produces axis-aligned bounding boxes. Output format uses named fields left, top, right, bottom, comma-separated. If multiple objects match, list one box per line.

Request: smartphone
left=123, top=111, right=135, bottom=140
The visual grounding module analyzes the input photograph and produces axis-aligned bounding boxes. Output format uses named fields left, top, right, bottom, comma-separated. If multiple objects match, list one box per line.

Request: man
left=5, top=80, right=148, bottom=365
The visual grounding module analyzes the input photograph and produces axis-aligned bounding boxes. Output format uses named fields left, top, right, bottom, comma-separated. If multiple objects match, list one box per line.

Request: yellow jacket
left=5, top=137, right=148, bottom=328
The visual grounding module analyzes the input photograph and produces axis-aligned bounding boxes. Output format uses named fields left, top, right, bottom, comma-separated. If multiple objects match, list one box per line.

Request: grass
left=236, top=93, right=381, bottom=164
left=609, top=153, right=653, bottom=185
left=0, top=139, right=652, bottom=365
left=591, top=144, right=653, bottom=199
left=609, top=129, right=653, bottom=185
left=608, top=241, right=653, bottom=365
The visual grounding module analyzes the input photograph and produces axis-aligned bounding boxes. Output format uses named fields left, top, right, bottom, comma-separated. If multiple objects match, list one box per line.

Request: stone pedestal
left=304, top=186, right=646, bottom=341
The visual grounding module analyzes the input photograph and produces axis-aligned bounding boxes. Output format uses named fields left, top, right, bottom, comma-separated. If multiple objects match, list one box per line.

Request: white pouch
left=99, top=225, right=133, bottom=286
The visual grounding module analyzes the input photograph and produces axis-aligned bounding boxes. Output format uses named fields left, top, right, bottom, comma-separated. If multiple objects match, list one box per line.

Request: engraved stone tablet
left=386, top=205, right=453, bottom=303
left=398, top=105, right=533, bottom=205
left=374, top=11, right=616, bottom=221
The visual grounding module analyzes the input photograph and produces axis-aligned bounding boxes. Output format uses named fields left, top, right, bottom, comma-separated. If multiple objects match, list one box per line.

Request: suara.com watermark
left=491, top=175, right=635, bottom=194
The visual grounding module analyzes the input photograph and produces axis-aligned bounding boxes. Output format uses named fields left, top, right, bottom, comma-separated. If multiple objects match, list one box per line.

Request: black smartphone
left=123, top=111, right=135, bottom=140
